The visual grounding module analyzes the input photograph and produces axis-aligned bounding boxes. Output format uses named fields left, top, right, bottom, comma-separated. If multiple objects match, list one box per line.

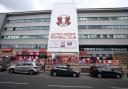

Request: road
left=0, top=71, right=128, bottom=89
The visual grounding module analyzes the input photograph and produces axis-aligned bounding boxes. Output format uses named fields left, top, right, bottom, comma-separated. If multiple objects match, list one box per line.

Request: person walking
left=119, top=64, right=124, bottom=76
left=127, top=65, right=128, bottom=77
left=43, top=61, right=46, bottom=72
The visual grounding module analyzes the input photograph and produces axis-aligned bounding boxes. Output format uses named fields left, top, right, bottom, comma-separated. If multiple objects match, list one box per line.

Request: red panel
left=22, top=48, right=28, bottom=52
left=1, top=48, right=13, bottom=52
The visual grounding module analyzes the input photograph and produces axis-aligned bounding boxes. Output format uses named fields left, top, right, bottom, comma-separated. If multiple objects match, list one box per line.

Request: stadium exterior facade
left=0, top=7, right=128, bottom=62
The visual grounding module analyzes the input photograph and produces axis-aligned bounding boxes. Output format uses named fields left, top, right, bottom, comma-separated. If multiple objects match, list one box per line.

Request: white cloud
left=0, top=4, right=14, bottom=12
left=74, top=0, right=128, bottom=8
left=35, top=0, right=75, bottom=10
left=92, top=0, right=128, bottom=8
left=0, top=0, right=128, bottom=13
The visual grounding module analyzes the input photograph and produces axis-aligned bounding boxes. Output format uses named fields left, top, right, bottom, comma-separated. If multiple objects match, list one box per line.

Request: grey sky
left=0, top=0, right=128, bottom=13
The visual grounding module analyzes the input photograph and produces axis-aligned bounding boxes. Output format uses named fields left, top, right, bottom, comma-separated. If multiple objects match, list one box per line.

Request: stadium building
left=0, top=3, right=128, bottom=64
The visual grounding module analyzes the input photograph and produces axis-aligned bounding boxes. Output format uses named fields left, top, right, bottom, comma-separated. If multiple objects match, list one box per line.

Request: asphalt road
left=0, top=71, right=128, bottom=89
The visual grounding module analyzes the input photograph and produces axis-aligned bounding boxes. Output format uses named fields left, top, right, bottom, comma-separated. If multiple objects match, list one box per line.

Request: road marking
left=111, top=87, right=128, bottom=89
left=0, top=82, right=29, bottom=85
left=48, top=85, right=92, bottom=88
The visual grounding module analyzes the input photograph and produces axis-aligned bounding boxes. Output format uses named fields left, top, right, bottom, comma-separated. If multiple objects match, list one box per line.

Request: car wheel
left=97, top=73, right=102, bottom=78
left=116, top=74, right=121, bottom=79
left=52, top=72, right=57, bottom=76
left=73, top=73, right=77, bottom=77
left=9, top=68, right=14, bottom=73
left=29, top=70, right=34, bottom=75
left=0, top=68, right=2, bottom=72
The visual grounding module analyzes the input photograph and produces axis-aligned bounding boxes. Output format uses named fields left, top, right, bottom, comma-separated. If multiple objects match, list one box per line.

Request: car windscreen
left=35, top=63, right=40, bottom=66
left=96, top=66, right=107, bottom=70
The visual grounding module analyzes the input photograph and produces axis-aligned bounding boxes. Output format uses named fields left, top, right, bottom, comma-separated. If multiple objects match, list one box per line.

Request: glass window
left=111, top=17, right=118, bottom=20
left=96, top=48, right=99, bottom=51
left=100, top=35, right=103, bottom=38
left=126, top=35, right=128, bottom=38
left=110, top=35, right=114, bottom=38
left=7, top=18, right=51, bottom=23
left=87, top=35, right=91, bottom=39
left=96, top=35, right=100, bottom=38
left=99, top=17, right=109, bottom=20
left=116, top=35, right=120, bottom=38
left=83, top=35, right=87, bottom=38
left=103, top=35, right=107, bottom=38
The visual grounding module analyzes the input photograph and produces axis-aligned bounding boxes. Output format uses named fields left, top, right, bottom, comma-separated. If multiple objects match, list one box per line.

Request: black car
left=50, top=64, right=80, bottom=77
left=0, top=64, right=7, bottom=72
left=0, top=57, right=10, bottom=72
left=89, top=64, right=123, bottom=79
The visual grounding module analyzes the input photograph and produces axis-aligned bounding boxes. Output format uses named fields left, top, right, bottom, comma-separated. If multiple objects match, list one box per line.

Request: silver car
left=8, top=62, right=40, bottom=75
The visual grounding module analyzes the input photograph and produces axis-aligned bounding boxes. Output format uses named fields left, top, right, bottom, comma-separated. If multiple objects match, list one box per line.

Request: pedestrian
left=120, top=65, right=124, bottom=76
left=28, top=56, right=32, bottom=62
left=126, top=65, right=128, bottom=77
left=43, top=61, right=46, bottom=72
left=19, top=57, right=22, bottom=63
left=66, top=63, right=70, bottom=69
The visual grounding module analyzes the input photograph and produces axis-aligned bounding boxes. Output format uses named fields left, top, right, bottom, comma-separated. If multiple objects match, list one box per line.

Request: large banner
left=48, top=3, right=79, bottom=52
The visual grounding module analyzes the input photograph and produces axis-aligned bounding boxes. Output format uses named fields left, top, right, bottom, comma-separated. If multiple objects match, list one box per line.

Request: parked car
left=8, top=62, right=40, bottom=75
left=50, top=64, right=80, bottom=77
left=0, top=57, right=10, bottom=72
left=0, top=64, right=7, bottom=72
left=89, top=64, right=123, bottom=79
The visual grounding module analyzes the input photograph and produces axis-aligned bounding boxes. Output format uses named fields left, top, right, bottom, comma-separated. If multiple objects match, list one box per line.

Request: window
left=97, top=35, right=100, bottom=38
left=7, top=18, right=50, bottom=23
left=99, top=17, right=109, bottom=20
left=13, top=27, right=16, bottom=31
left=100, top=35, right=103, bottom=38
left=77, top=16, right=128, bottom=21
left=78, top=25, right=128, bottom=29
left=103, top=35, right=107, bottom=38
left=4, top=28, right=7, bottom=31
left=110, top=35, right=114, bottom=38
left=4, top=26, right=50, bottom=31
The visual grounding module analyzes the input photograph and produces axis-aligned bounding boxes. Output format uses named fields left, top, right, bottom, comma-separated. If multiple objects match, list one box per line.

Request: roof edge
left=1, top=7, right=128, bottom=15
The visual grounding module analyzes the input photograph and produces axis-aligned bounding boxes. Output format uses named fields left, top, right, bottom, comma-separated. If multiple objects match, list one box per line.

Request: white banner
left=48, top=3, right=79, bottom=52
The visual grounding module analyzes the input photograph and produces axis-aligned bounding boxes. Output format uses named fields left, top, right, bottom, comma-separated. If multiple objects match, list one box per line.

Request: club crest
left=56, top=15, right=71, bottom=27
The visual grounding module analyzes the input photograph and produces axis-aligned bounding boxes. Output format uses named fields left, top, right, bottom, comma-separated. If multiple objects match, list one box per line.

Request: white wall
left=1, top=10, right=128, bottom=46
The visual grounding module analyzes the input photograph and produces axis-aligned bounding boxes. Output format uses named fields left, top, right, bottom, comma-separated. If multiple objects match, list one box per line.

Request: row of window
left=78, top=16, right=128, bottom=21
left=4, top=25, right=128, bottom=31
left=7, top=18, right=50, bottom=23
left=0, top=44, right=47, bottom=49
left=85, top=54, right=112, bottom=57
left=82, top=48, right=128, bottom=51
left=4, top=26, right=49, bottom=31
left=7, top=16, right=128, bottom=24
left=78, top=25, right=128, bottom=29
left=79, top=34, right=128, bottom=39
left=1, top=34, right=128, bottom=39
left=1, top=44, right=127, bottom=51
left=1, top=35, right=48, bottom=39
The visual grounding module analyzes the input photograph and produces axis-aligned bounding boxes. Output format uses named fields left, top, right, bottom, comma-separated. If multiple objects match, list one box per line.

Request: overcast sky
left=0, top=0, right=128, bottom=13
